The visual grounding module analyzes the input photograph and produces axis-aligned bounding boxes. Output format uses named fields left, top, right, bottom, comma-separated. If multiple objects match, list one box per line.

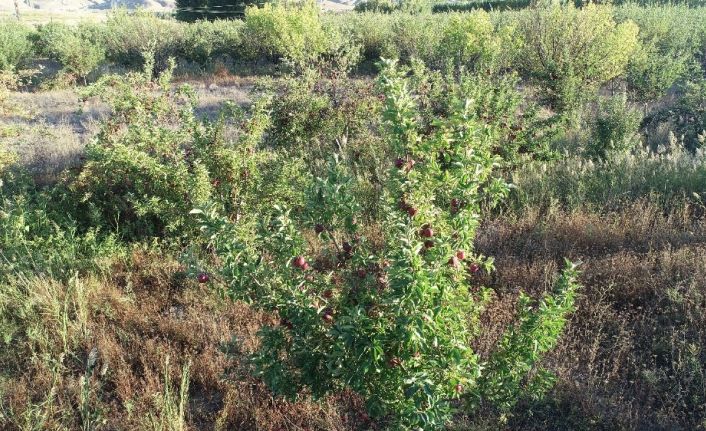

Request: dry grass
left=476, top=200, right=706, bottom=430
left=3, top=199, right=703, bottom=430
left=0, top=249, right=369, bottom=431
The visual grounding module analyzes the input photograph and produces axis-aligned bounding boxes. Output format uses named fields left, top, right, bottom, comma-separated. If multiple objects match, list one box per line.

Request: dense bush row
left=3, top=4, right=706, bottom=79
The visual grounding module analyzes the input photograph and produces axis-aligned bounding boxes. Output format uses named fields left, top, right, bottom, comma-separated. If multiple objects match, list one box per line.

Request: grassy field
left=2, top=2, right=706, bottom=430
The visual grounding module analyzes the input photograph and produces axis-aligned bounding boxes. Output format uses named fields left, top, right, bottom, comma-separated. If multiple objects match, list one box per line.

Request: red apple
left=448, top=256, right=460, bottom=267
left=322, top=308, right=334, bottom=323
left=323, top=289, right=333, bottom=299
left=424, top=240, right=434, bottom=249
left=293, top=256, right=306, bottom=269
left=456, top=250, right=466, bottom=260
left=197, top=272, right=209, bottom=283
left=357, top=269, right=367, bottom=279
left=302, top=262, right=310, bottom=271
left=455, top=383, right=463, bottom=393
left=421, top=227, right=434, bottom=238
left=469, top=263, right=480, bottom=273
left=407, top=206, right=418, bottom=217
left=395, top=157, right=405, bottom=169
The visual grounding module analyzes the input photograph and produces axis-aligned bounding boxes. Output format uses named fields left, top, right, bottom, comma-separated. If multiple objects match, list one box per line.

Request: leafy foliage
left=0, top=19, right=34, bottom=72
left=37, top=22, right=105, bottom=83
left=240, top=1, right=335, bottom=67
left=587, top=93, right=643, bottom=160
left=515, top=3, right=639, bottom=117
left=196, top=59, right=579, bottom=428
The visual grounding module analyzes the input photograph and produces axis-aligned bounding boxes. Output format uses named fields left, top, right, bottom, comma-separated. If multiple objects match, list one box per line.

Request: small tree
left=196, top=59, right=581, bottom=428
left=516, top=3, right=638, bottom=119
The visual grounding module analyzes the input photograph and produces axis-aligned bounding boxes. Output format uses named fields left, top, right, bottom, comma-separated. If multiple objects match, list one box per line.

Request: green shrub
left=642, top=79, right=706, bottom=152
left=181, top=19, right=243, bottom=65
left=355, top=0, right=431, bottom=13
left=332, top=12, right=396, bottom=63
left=196, top=59, right=579, bottom=429
left=354, top=0, right=397, bottom=13
left=103, top=10, right=185, bottom=71
left=437, top=11, right=502, bottom=71
left=68, top=56, right=308, bottom=240
left=37, top=23, right=106, bottom=84
left=515, top=3, right=638, bottom=117
left=432, top=0, right=531, bottom=12
left=388, top=13, right=443, bottom=65
left=619, top=4, right=702, bottom=102
left=240, top=1, right=333, bottom=67
left=587, top=93, right=643, bottom=160
left=68, top=60, right=232, bottom=239
left=0, top=19, right=34, bottom=72
left=264, top=69, right=382, bottom=163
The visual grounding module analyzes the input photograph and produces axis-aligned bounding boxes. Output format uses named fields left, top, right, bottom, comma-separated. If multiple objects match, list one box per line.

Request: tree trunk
left=13, top=0, right=21, bottom=20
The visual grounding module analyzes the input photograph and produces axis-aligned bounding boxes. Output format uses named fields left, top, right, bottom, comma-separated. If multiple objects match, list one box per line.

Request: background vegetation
left=2, top=1, right=706, bottom=429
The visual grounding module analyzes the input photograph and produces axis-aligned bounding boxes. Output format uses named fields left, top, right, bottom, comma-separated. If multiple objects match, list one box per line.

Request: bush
left=332, top=12, right=397, bottom=63
left=67, top=56, right=309, bottom=241
left=196, top=59, right=580, bottom=428
left=0, top=19, right=34, bottom=72
left=515, top=3, right=638, bottom=117
left=643, top=79, right=706, bottom=152
left=37, top=23, right=106, bottom=84
left=354, top=0, right=397, bottom=13
left=181, top=19, right=243, bottom=65
left=437, top=11, right=501, bottom=71
left=103, top=10, right=185, bottom=71
left=354, top=0, right=431, bottom=13
left=240, top=1, right=333, bottom=66
left=432, top=0, right=531, bottom=12
left=264, top=69, right=381, bottom=164
left=620, top=4, right=702, bottom=102
left=587, top=93, right=643, bottom=160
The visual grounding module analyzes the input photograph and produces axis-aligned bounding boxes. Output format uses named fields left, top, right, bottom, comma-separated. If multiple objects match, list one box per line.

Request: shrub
left=587, top=93, right=643, bottom=160
left=437, top=11, right=501, bottom=71
left=354, top=0, right=397, bottom=13
left=68, top=59, right=240, bottom=239
left=643, top=79, right=706, bottom=152
left=332, top=12, right=396, bottom=63
left=432, top=0, right=531, bottom=12
left=515, top=3, right=638, bottom=117
left=388, top=13, right=443, bottom=65
left=354, top=0, right=431, bottom=13
left=37, top=23, right=106, bottom=84
left=240, top=1, right=333, bottom=67
left=0, top=19, right=34, bottom=72
left=196, top=59, right=579, bottom=428
left=181, top=19, right=243, bottom=65
left=68, top=56, right=309, bottom=240
left=103, top=10, right=185, bottom=71
left=620, top=4, right=702, bottom=102
left=264, top=68, right=382, bottom=166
